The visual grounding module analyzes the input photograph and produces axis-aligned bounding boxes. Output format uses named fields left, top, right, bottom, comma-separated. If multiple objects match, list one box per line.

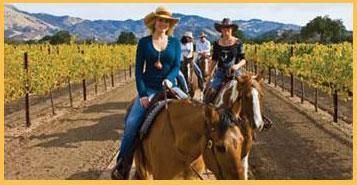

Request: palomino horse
left=133, top=72, right=264, bottom=180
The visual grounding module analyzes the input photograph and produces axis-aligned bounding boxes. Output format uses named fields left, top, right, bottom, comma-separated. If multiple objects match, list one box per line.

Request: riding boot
left=262, top=114, right=273, bottom=130
left=111, top=140, right=138, bottom=180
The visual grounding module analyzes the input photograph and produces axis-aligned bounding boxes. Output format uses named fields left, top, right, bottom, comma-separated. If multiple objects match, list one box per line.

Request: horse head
left=234, top=70, right=265, bottom=131
left=202, top=106, right=246, bottom=179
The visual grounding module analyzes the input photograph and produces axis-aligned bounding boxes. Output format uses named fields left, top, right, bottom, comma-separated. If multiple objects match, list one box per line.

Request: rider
left=195, top=32, right=211, bottom=78
left=111, top=6, right=187, bottom=180
left=204, top=18, right=246, bottom=104
left=180, top=32, right=194, bottom=85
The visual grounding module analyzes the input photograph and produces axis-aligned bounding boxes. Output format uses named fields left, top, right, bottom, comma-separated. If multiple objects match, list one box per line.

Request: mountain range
left=5, top=4, right=302, bottom=42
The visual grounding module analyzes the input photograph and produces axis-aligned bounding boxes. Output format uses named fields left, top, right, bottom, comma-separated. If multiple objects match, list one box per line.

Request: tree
left=116, top=32, right=137, bottom=44
left=300, top=16, right=347, bottom=43
left=234, top=29, right=246, bottom=42
left=40, top=31, right=72, bottom=45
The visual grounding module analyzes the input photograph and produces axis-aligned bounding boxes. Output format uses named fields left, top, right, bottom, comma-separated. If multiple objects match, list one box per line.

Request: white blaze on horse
left=132, top=72, right=264, bottom=180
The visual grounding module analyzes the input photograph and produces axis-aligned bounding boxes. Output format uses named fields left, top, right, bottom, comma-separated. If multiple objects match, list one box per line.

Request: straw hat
left=199, top=32, right=207, bottom=38
left=144, top=6, right=179, bottom=35
left=214, top=18, right=238, bottom=32
left=183, top=31, right=193, bottom=39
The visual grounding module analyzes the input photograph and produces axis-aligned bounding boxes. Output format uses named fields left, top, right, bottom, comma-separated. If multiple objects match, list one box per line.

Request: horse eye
left=215, top=145, right=227, bottom=153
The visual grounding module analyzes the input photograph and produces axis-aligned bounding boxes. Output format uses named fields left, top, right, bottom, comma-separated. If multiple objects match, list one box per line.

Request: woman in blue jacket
left=111, top=6, right=187, bottom=179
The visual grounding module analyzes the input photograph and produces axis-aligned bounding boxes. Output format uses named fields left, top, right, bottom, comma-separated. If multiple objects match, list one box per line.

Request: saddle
left=124, top=87, right=185, bottom=141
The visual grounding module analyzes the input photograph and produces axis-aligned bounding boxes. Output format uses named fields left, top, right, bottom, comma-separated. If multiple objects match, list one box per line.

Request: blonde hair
left=146, top=17, right=176, bottom=36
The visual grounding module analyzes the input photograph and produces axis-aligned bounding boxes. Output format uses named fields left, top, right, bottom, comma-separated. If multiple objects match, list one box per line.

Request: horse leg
left=134, top=144, right=153, bottom=180
left=241, top=153, right=249, bottom=180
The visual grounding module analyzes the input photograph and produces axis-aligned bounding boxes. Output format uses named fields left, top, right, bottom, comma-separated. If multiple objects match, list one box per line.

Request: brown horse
left=133, top=72, right=264, bottom=180
left=215, top=72, right=265, bottom=179
left=187, top=60, right=204, bottom=101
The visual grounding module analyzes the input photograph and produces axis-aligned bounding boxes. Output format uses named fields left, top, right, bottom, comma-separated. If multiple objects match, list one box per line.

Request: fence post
left=24, top=52, right=31, bottom=127
left=129, top=65, right=132, bottom=78
left=333, top=90, right=338, bottom=122
left=300, top=79, right=304, bottom=104
left=68, top=77, right=73, bottom=108
left=290, top=46, right=294, bottom=97
left=314, top=88, right=318, bottom=112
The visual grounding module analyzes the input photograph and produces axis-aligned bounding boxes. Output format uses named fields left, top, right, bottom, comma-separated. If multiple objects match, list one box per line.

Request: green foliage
left=300, top=16, right=348, bottom=43
left=116, top=32, right=137, bottom=45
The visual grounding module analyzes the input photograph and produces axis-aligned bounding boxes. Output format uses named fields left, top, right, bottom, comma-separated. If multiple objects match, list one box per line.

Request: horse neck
left=167, top=100, right=207, bottom=160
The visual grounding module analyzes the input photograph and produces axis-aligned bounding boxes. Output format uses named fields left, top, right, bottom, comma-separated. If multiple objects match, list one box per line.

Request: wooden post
left=333, top=90, right=338, bottom=122
left=300, top=79, right=304, bottom=104
left=49, top=89, right=55, bottom=115
left=290, top=73, right=294, bottom=97
left=24, top=52, right=31, bottom=127
left=268, top=66, right=272, bottom=84
left=129, top=65, right=132, bottom=78
left=81, top=50, right=87, bottom=101
left=94, top=76, right=98, bottom=95
left=103, top=75, right=107, bottom=91
left=274, top=68, right=277, bottom=87
left=290, top=46, right=294, bottom=97
left=111, top=69, right=114, bottom=87
left=82, top=79, right=87, bottom=101
left=314, top=88, right=318, bottom=112
left=281, top=72, right=284, bottom=91
left=68, top=77, right=73, bottom=108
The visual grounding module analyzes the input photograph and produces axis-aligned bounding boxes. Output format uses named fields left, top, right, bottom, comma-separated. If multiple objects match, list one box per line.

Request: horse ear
left=205, top=106, right=220, bottom=124
left=254, top=69, right=265, bottom=82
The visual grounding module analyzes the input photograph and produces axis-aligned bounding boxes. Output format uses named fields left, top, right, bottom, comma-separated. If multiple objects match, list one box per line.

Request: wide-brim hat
left=183, top=31, right=193, bottom=39
left=214, top=18, right=238, bottom=32
left=144, top=6, right=179, bottom=30
left=199, top=32, right=207, bottom=38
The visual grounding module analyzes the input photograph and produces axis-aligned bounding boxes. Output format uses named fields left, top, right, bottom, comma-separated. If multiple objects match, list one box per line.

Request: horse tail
left=134, top=143, right=152, bottom=179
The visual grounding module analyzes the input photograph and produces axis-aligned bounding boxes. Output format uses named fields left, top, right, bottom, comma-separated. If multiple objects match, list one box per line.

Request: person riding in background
left=111, top=6, right=187, bottom=180
left=204, top=18, right=246, bottom=104
left=195, top=32, right=211, bottom=78
left=180, top=31, right=194, bottom=83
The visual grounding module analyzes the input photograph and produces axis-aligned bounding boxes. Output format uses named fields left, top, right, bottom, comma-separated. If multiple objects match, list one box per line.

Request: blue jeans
left=117, top=88, right=158, bottom=159
left=210, top=68, right=241, bottom=90
left=176, top=71, right=189, bottom=94
left=117, top=86, right=187, bottom=160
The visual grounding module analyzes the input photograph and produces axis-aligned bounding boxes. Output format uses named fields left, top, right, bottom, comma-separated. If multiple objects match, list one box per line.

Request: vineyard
left=245, top=42, right=353, bottom=122
left=4, top=42, right=353, bottom=180
left=5, top=44, right=136, bottom=102
left=4, top=42, right=353, bottom=125
left=245, top=42, right=353, bottom=97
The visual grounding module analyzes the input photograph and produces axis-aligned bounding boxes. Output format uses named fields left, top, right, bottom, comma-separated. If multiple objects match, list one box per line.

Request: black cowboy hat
left=214, top=18, right=239, bottom=32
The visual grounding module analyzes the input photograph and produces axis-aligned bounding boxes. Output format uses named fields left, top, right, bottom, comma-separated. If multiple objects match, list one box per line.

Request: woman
left=111, top=6, right=186, bottom=180
left=180, top=31, right=194, bottom=83
left=204, top=18, right=246, bottom=104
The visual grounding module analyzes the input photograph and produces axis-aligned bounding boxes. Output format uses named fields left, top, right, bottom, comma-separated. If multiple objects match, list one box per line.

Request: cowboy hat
left=199, top=32, right=207, bottom=38
left=183, top=31, right=193, bottom=39
left=214, top=18, right=238, bottom=32
left=144, top=6, right=179, bottom=29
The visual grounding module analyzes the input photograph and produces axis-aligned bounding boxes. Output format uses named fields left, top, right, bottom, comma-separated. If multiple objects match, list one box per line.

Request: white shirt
left=180, top=42, right=194, bottom=61
left=195, top=39, right=211, bottom=54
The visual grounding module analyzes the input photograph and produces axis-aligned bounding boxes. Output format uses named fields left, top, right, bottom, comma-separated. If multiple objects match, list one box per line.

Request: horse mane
left=218, top=108, right=238, bottom=135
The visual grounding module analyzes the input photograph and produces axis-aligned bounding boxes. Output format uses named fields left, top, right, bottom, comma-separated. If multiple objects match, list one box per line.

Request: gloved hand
left=162, top=79, right=173, bottom=88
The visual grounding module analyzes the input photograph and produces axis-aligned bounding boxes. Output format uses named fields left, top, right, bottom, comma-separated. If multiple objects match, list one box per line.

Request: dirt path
left=5, top=79, right=353, bottom=180
left=5, top=81, right=136, bottom=179
left=249, top=83, right=352, bottom=180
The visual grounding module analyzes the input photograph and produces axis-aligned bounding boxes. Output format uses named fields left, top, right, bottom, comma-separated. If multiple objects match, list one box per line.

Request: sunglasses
left=157, top=18, right=170, bottom=24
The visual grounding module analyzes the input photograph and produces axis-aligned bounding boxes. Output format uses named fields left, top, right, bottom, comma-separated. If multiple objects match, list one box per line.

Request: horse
left=187, top=60, right=204, bottom=101
left=212, top=71, right=265, bottom=179
left=133, top=72, right=265, bottom=180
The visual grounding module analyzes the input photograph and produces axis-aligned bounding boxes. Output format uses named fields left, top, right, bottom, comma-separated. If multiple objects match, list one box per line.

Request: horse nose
left=256, top=120, right=264, bottom=131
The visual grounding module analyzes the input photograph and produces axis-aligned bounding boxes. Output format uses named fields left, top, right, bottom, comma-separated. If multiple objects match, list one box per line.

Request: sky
left=11, top=3, right=353, bottom=30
